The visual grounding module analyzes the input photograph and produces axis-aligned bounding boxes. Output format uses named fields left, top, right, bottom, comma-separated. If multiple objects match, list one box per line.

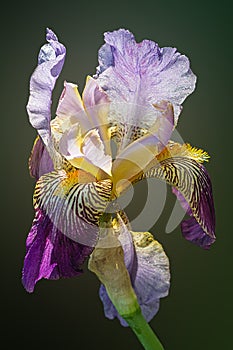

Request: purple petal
left=95, top=28, right=196, bottom=146
left=172, top=187, right=216, bottom=249
left=181, top=216, right=216, bottom=249
left=99, top=220, right=170, bottom=326
left=26, top=28, right=66, bottom=147
left=29, top=137, right=54, bottom=180
left=22, top=209, right=93, bottom=293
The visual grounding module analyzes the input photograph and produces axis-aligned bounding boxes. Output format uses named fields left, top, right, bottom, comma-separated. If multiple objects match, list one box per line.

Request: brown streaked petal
left=33, top=169, right=112, bottom=247
left=138, top=142, right=215, bottom=248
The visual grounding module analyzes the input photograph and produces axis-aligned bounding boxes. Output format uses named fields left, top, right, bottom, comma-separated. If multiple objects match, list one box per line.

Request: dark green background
left=1, top=1, right=232, bottom=349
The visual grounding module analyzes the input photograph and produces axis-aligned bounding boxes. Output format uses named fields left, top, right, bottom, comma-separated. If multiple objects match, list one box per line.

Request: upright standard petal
left=56, top=78, right=111, bottom=148
left=82, top=76, right=111, bottom=155
left=95, top=29, right=196, bottom=147
left=56, top=81, right=90, bottom=132
left=139, top=142, right=216, bottom=248
left=22, top=208, right=93, bottom=293
left=26, top=28, right=66, bottom=147
left=99, top=217, right=170, bottom=326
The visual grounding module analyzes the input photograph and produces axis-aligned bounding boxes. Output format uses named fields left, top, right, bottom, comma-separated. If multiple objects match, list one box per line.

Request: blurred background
left=1, top=0, right=232, bottom=349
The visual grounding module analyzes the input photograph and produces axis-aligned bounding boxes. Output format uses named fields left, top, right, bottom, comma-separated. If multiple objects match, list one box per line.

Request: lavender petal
left=26, top=28, right=66, bottom=147
left=99, top=220, right=170, bottom=326
left=95, top=28, right=196, bottom=147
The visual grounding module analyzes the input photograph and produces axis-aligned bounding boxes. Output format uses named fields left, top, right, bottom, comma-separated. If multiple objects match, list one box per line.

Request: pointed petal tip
left=46, top=28, right=58, bottom=42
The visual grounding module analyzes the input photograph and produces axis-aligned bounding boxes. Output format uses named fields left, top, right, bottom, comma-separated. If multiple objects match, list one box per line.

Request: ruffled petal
left=29, top=136, right=54, bottom=180
left=34, top=169, right=112, bottom=247
left=140, top=142, right=216, bottom=248
left=22, top=208, right=93, bottom=293
left=95, top=28, right=196, bottom=147
left=99, top=218, right=170, bottom=326
left=26, top=28, right=66, bottom=147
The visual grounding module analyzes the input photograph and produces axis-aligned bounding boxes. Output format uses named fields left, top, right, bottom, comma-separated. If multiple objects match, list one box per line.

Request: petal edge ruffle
left=26, top=28, right=66, bottom=147
left=95, top=28, right=196, bottom=149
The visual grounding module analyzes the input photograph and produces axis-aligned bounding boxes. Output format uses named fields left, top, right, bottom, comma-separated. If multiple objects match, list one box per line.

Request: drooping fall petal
left=33, top=168, right=112, bottom=247
left=139, top=142, right=215, bottom=248
left=172, top=188, right=215, bottom=249
left=22, top=208, right=93, bottom=293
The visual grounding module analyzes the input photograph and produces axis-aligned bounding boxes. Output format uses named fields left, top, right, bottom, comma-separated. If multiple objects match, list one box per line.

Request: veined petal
left=26, top=28, right=66, bottom=147
left=139, top=142, right=216, bottom=248
left=95, top=28, right=196, bottom=147
left=33, top=169, right=112, bottom=247
left=29, top=136, right=54, bottom=180
left=112, top=101, right=174, bottom=194
left=172, top=188, right=215, bottom=249
left=22, top=208, right=93, bottom=293
left=99, top=217, right=170, bottom=326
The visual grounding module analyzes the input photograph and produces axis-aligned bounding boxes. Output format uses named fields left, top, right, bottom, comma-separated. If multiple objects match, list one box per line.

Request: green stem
left=124, top=309, right=164, bottom=350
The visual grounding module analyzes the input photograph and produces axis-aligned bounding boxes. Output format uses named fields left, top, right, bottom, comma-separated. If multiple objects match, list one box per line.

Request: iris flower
left=22, top=28, right=215, bottom=349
